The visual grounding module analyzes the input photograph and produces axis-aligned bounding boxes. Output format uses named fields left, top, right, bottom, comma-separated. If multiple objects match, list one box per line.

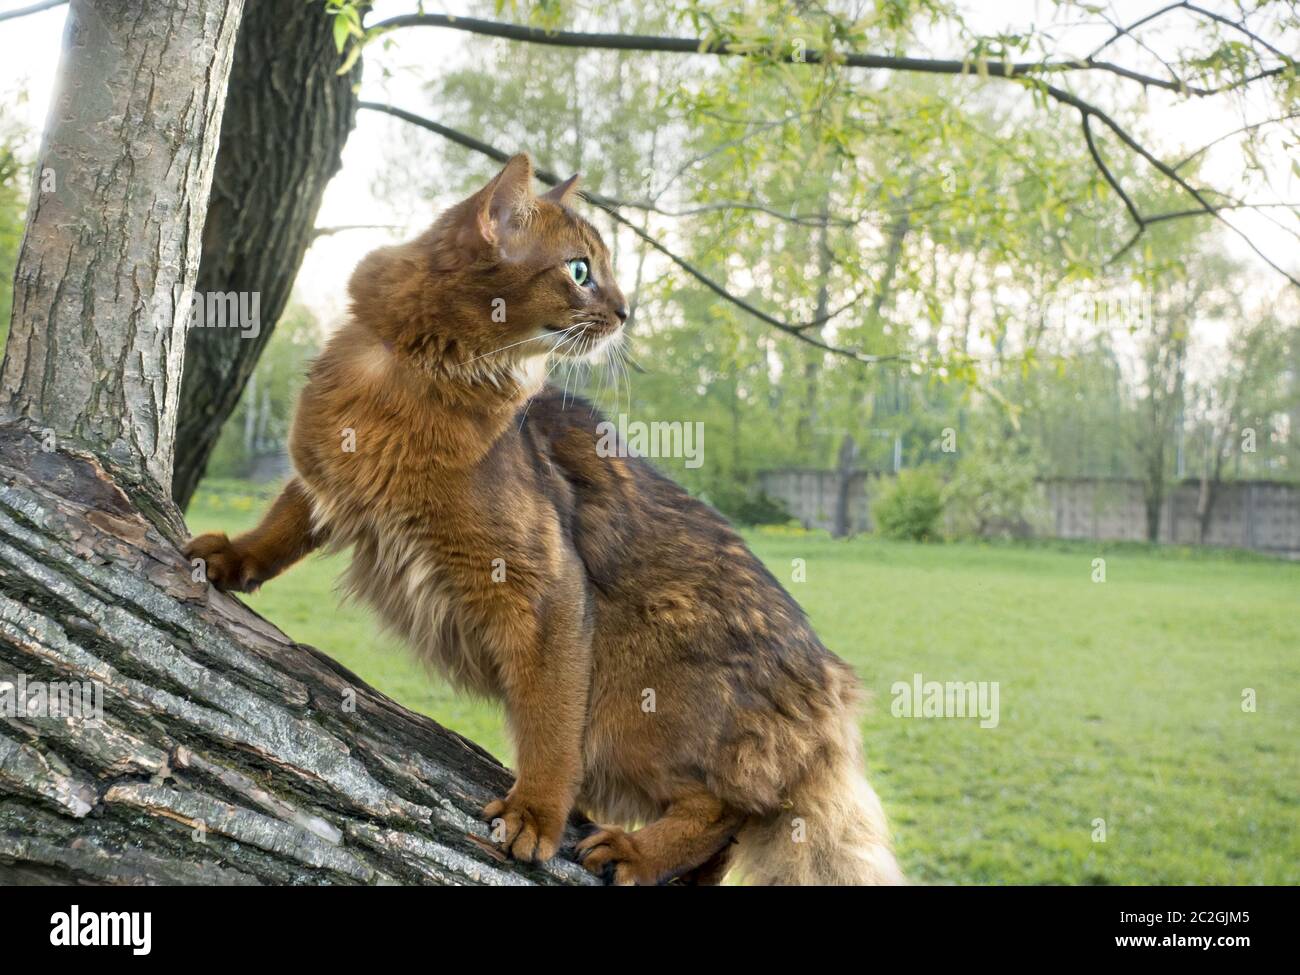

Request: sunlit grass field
left=189, top=480, right=1299, bottom=885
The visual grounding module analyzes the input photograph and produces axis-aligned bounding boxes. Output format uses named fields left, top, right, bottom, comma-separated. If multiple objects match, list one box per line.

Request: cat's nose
left=614, top=304, right=629, bottom=323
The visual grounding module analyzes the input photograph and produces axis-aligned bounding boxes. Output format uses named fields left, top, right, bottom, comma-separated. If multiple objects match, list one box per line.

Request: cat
left=185, top=154, right=904, bottom=885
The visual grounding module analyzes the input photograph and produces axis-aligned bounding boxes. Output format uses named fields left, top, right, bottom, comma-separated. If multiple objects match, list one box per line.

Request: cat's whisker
left=464, top=323, right=583, bottom=370
left=549, top=329, right=586, bottom=409
left=560, top=338, right=583, bottom=408
left=517, top=352, right=560, bottom=431
left=593, top=350, right=611, bottom=417
left=614, top=341, right=632, bottom=418
left=617, top=342, right=632, bottom=418
left=516, top=328, right=584, bottom=431
left=605, top=341, right=624, bottom=417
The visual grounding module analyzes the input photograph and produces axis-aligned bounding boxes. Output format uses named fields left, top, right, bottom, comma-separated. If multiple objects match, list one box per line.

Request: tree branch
left=0, top=0, right=66, bottom=24
left=1082, top=111, right=1143, bottom=229
left=371, top=10, right=1292, bottom=97
left=1172, top=112, right=1300, bottom=171
left=311, top=223, right=403, bottom=241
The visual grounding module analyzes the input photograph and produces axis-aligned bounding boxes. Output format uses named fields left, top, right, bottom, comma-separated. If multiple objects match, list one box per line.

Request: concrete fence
left=756, top=469, right=1300, bottom=556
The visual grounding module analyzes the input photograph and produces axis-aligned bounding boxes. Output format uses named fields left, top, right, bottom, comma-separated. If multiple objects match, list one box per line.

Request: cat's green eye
left=565, top=258, right=590, bottom=287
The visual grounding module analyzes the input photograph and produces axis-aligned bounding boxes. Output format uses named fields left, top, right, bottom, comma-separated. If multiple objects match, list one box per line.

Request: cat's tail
left=729, top=719, right=905, bottom=886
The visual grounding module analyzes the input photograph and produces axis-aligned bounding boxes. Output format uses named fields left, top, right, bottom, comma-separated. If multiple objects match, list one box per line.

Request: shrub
left=873, top=468, right=944, bottom=541
left=708, top=485, right=793, bottom=526
left=943, top=452, right=1045, bottom=539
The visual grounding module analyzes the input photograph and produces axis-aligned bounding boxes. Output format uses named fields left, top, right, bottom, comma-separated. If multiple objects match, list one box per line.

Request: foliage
left=873, top=466, right=943, bottom=540
left=705, top=484, right=792, bottom=526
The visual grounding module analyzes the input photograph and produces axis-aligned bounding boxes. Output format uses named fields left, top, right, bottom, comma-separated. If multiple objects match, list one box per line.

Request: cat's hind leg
left=576, top=788, right=742, bottom=886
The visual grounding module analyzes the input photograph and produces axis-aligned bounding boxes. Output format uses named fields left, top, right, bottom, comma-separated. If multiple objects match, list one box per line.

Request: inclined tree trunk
left=0, top=425, right=592, bottom=885
left=171, top=0, right=361, bottom=509
left=0, top=0, right=587, bottom=886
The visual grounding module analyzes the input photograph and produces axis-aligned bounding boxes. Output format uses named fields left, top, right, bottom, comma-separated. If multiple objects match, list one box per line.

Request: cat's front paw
left=482, top=790, right=567, bottom=863
left=184, top=532, right=266, bottom=593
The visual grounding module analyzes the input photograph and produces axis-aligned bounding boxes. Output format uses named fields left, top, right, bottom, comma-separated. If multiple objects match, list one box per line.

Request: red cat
left=186, top=155, right=903, bottom=885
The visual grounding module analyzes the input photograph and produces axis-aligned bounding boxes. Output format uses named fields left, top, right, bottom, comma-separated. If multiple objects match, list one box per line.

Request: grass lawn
left=188, top=481, right=1299, bottom=885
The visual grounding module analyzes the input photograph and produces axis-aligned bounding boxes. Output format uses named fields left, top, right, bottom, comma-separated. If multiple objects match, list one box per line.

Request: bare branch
left=1027, top=81, right=1300, bottom=287
left=0, top=0, right=66, bottom=24
left=1082, top=111, right=1142, bottom=229
left=1181, top=2, right=1292, bottom=63
left=1088, top=2, right=1185, bottom=58
left=310, top=223, right=403, bottom=241
left=1173, top=112, right=1300, bottom=171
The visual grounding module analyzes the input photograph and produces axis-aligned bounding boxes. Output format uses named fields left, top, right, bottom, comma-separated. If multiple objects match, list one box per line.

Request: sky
left=1, top=0, right=1296, bottom=356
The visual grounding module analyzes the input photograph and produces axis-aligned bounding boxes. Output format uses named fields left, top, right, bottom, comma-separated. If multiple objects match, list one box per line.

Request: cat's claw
left=482, top=793, right=565, bottom=863
left=575, top=825, right=655, bottom=885
left=183, top=533, right=266, bottom=593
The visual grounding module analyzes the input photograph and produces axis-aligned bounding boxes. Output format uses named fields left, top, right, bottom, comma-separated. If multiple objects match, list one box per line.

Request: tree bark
left=172, top=0, right=361, bottom=509
left=0, top=0, right=586, bottom=886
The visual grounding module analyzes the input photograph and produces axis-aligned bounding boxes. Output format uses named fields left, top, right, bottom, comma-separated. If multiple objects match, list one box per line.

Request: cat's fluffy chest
left=309, top=489, right=505, bottom=698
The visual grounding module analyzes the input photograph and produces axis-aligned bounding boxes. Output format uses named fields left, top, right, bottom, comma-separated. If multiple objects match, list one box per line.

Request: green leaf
left=336, top=42, right=362, bottom=76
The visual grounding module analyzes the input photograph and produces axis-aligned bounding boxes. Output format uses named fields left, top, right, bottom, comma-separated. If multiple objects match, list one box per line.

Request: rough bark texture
left=0, top=423, right=595, bottom=885
left=172, top=0, right=361, bottom=509
left=0, top=0, right=242, bottom=499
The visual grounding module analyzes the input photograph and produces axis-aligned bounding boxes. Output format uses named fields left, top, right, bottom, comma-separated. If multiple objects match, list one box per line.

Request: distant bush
left=943, top=452, right=1044, bottom=539
left=708, top=485, right=793, bottom=526
left=873, top=468, right=944, bottom=541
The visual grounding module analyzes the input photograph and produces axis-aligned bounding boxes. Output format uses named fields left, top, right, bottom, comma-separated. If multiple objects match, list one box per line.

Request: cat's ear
left=540, top=174, right=581, bottom=207
left=466, top=153, right=535, bottom=248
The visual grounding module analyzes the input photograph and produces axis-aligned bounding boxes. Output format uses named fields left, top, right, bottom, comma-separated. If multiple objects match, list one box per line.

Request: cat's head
left=349, top=153, right=627, bottom=388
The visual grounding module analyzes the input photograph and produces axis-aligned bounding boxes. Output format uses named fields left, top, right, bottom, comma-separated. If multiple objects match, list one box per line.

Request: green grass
left=188, top=483, right=1300, bottom=885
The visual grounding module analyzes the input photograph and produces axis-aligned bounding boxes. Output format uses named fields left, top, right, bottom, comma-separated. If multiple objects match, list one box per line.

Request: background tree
left=171, top=0, right=362, bottom=507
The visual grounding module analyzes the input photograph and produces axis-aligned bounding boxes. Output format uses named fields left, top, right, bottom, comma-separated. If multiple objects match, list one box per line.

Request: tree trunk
left=1143, top=436, right=1166, bottom=543
left=831, top=434, right=857, bottom=539
left=1196, top=432, right=1227, bottom=545
left=1144, top=488, right=1162, bottom=543
left=171, top=0, right=361, bottom=509
left=0, top=0, right=243, bottom=507
left=795, top=204, right=833, bottom=455
left=0, top=0, right=585, bottom=886
left=0, top=424, right=593, bottom=885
